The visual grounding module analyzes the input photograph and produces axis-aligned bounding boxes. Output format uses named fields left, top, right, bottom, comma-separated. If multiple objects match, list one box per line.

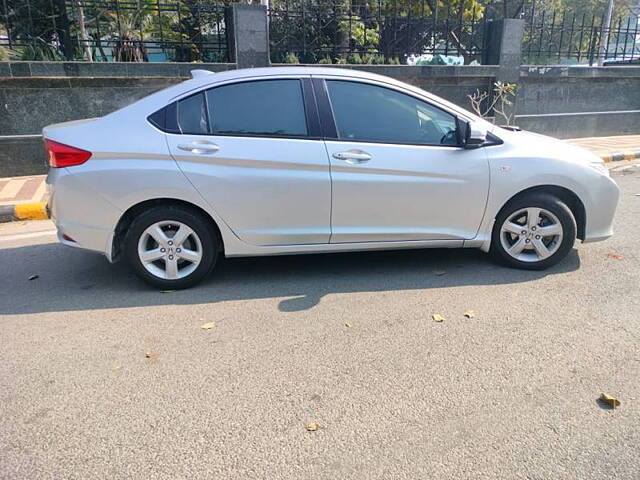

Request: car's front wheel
left=490, top=193, right=577, bottom=270
left=124, top=205, right=218, bottom=289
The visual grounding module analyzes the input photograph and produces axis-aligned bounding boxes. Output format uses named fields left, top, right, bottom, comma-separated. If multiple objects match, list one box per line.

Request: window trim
left=148, top=77, right=321, bottom=140
left=311, top=78, right=338, bottom=139
left=316, top=77, right=466, bottom=149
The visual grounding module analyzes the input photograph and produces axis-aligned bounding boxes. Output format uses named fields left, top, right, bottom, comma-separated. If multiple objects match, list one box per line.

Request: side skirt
left=224, top=239, right=466, bottom=258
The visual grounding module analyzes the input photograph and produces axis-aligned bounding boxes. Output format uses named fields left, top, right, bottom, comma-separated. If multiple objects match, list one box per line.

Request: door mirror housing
left=460, top=120, right=488, bottom=149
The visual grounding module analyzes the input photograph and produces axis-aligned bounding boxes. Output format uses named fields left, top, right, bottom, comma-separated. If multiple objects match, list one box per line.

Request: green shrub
left=284, top=53, right=300, bottom=64
left=361, top=53, right=384, bottom=65
left=346, top=53, right=363, bottom=64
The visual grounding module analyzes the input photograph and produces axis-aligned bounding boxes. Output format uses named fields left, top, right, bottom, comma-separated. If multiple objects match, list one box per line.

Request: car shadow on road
left=0, top=241, right=580, bottom=315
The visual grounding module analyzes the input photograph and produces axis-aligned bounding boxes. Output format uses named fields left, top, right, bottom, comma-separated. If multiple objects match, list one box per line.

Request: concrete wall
left=515, top=66, right=640, bottom=138
left=1, top=61, right=639, bottom=176
left=0, top=62, right=234, bottom=176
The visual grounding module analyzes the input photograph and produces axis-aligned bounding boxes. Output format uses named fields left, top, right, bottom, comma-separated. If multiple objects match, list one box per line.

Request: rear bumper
left=46, top=168, right=122, bottom=256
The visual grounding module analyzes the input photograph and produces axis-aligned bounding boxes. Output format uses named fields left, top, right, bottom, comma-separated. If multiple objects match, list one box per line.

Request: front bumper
left=582, top=174, right=620, bottom=243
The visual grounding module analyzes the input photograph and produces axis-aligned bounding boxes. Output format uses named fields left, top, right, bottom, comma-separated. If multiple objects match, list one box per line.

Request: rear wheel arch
left=496, top=185, right=586, bottom=241
left=111, top=198, right=224, bottom=262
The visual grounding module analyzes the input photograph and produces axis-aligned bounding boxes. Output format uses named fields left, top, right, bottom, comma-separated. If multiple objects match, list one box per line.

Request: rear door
left=163, top=77, right=332, bottom=246
left=314, top=77, right=490, bottom=243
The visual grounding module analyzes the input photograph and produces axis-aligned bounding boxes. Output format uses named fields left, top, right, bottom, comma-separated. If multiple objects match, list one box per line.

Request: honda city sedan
left=44, top=67, right=619, bottom=289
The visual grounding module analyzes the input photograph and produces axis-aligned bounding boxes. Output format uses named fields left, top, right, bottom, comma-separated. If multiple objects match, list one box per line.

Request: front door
left=166, top=78, right=331, bottom=246
left=320, top=79, right=490, bottom=243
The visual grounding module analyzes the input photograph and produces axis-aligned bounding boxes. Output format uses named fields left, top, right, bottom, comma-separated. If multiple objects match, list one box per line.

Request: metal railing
left=268, top=0, right=492, bottom=65
left=1, top=0, right=639, bottom=66
left=1, top=0, right=228, bottom=62
left=523, top=7, right=640, bottom=65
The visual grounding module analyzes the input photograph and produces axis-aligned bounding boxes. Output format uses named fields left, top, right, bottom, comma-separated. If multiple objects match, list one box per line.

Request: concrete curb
left=0, top=202, right=49, bottom=223
left=601, top=151, right=640, bottom=163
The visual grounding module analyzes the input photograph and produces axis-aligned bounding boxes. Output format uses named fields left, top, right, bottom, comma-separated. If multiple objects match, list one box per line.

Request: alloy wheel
left=499, top=207, right=564, bottom=262
left=137, top=220, right=203, bottom=280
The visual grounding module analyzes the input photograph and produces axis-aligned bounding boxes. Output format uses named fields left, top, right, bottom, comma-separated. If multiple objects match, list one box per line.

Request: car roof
left=189, top=66, right=398, bottom=85
left=105, top=66, right=485, bottom=126
left=178, top=66, right=479, bottom=120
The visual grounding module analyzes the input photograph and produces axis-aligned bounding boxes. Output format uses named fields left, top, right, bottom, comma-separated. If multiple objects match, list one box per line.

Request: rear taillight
left=45, top=139, right=92, bottom=168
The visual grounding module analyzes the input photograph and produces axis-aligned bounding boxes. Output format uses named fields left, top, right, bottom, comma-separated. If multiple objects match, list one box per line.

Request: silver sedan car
left=44, top=67, right=619, bottom=289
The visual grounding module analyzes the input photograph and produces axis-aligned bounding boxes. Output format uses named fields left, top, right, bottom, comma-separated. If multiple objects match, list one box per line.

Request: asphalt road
left=1, top=165, right=639, bottom=480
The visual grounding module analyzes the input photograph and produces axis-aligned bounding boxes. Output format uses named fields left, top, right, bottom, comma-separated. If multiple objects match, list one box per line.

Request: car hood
left=497, top=128, right=604, bottom=165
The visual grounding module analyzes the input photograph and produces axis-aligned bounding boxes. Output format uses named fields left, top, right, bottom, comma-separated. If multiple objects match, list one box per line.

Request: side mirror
left=460, top=120, right=487, bottom=149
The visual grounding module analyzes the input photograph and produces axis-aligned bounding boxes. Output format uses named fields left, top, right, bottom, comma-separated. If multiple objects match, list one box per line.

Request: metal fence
left=1, top=0, right=639, bottom=65
left=523, top=7, right=640, bottom=65
left=0, top=0, right=228, bottom=62
left=268, top=0, right=492, bottom=65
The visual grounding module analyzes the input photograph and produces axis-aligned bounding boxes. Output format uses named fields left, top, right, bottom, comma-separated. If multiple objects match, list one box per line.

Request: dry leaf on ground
left=200, top=322, right=215, bottom=330
left=600, top=392, right=621, bottom=408
left=344, top=323, right=352, bottom=328
left=606, top=253, right=623, bottom=260
left=463, top=310, right=476, bottom=318
left=306, top=422, right=319, bottom=431
left=432, top=314, right=445, bottom=322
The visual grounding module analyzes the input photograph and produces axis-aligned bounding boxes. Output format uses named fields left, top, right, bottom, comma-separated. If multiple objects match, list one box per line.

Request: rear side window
left=177, top=92, right=208, bottom=135
left=206, top=80, right=308, bottom=137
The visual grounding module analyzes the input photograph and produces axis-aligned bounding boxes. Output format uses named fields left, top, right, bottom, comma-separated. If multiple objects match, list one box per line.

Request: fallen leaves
left=344, top=323, right=352, bottom=328
left=606, top=253, right=623, bottom=260
left=432, top=310, right=478, bottom=322
left=200, top=322, right=216, bottom=330
left=144, top=351, right=160, bottom=363
left=306, top=422, right=319, bottom=432
left=600, top=392, right=621, bottom=409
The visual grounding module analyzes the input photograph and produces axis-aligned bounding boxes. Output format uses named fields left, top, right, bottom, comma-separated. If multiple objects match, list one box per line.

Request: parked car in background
left=44, top=67, right=619, bottom=289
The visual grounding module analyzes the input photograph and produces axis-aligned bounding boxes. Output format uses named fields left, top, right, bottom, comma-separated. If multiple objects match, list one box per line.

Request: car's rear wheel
left=125, top=205, right=218, bottom=289
left=490, top=193, right=576, bottom=270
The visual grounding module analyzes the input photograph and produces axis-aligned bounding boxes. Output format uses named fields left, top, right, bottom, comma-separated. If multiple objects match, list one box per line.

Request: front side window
left=206, top=80, right=308, bottom=137
left=326, top=80, right=458, bottom=146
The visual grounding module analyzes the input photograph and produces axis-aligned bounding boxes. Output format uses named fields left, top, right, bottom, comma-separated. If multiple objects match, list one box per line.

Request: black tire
left=124, top=205, right=218, bottom=289
left=490, top=193, right=576, bottom=270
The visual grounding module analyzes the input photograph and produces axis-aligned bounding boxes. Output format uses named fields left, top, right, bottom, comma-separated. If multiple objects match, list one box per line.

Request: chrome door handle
left=332, top=150, right=372, bottom=163
left=177, top=142, right=219, bottom=154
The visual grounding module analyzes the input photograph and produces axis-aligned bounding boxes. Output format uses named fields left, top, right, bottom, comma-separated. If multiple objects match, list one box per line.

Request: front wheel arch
left=110, top=198, right=224, bottom=263
left=496, top=185, right=586, bottom=241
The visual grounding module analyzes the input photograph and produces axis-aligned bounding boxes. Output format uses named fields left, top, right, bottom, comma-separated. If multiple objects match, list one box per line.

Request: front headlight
left=589, top=161, right=610, bottom=177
